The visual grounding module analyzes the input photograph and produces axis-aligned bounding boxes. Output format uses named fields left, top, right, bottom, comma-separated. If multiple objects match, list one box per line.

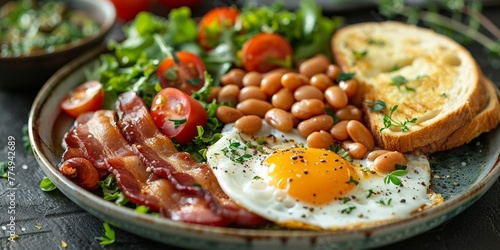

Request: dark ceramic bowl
left=0, top=0, right=116, bottom=91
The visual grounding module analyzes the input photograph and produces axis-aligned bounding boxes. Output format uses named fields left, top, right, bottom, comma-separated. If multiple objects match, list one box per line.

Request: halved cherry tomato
left=110, top=0, right=152, bottom=21
left=150, top=88, right=208, bottom=144
left=241, top=33, right=293, bottom=73
left=61, top=80, right=104, bottom=118
left=157, top=51, right=206, bottom=95
left=198, top=7, right=240, bottom=50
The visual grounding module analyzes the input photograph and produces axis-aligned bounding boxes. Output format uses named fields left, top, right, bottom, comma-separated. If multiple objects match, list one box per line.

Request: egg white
left=206, top=121, right=443, bottom=230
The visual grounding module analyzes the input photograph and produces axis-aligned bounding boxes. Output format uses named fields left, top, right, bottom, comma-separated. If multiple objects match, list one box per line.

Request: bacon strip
left=60, top=109, right=230, bottom=226
left=116, top=91, right=265, bottom=226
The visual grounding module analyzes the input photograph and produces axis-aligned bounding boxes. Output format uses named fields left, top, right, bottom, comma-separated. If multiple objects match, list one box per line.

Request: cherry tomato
left=150, top=88, right=208, bottom=144
left=61, top=80, right=104, bottom=118
left=241, top=33, right=293, bottom=73
left=157, top=0, right=202, bottom=9
left=157, top=51, right=206, bottom=95
left=110, top=0, right=151, bottom=21
left=198, top=7, right=240, bottom=50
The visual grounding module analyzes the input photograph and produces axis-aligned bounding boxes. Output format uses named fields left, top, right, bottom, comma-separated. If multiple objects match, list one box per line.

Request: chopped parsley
left=366, top=189, right=376, bottom=198
left=40, top=177, right=57, bottom=192
left=384, top=168, right=408, bottom=186
left=377, top=198, right=392, bottom=206
left=346, top=176, right=359, bottom=186
left=325, top=107, right=340, bottom=123
left=391, top=75, right=415, bottom=92
left=353, top=49, right=368, bottom=59
left=341, top=206, right=356, bottom=214
left=364, top=100, right=387, bottom=112
left=337, top=72, right=355, bottom=82
left=380, top=105, right=417, bottom=133
left=98, top=174, right=128, bottom=206
left=342, top=197, right=351, bottom=204
left=95, top=222, right=116, bottom=246
left=222, top=141, right=253, bottom=163
left=169, top=118, right=187, bottom=128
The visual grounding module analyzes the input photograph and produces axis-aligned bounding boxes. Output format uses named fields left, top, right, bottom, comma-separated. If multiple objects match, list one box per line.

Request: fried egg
left=206, top=120, right=443, bottom=230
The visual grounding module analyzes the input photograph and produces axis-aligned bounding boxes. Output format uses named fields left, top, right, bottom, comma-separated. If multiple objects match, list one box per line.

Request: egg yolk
left=265, top=148, right=359, bottom=205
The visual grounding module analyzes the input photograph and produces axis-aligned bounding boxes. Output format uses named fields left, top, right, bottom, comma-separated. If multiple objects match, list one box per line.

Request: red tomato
left=157, top=51, right=206, bottom=95
left=198, top=7, right=240, bottom=50
left=241, top=33, right=293, bottom=73
left=150, top=88, right=208, bottom=144
left=110, top=0, right=151, bottom=21
left=61, top=80, right=105, bottom=118
left=157, top=0, right=202, bottom=9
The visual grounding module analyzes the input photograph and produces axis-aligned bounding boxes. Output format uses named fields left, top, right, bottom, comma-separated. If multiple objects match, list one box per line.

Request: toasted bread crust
left=417, top=77, right=500, bottom=152
left=332, top=21, right=491, bottom=152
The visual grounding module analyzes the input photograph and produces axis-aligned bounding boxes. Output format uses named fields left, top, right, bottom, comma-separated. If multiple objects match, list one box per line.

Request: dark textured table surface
left=1, top=1, right=500, bottom=249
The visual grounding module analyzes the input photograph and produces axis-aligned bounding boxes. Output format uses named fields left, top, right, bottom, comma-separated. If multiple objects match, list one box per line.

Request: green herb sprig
left=383, top=165, right=408, bottom=186
left=380, top=105, right=417, bottom=133
left=40, top=177, right=57, bottom=192
left=95, top=222, right=116, bottom=246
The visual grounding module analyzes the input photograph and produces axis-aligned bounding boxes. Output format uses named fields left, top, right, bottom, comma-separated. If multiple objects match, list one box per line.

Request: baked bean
left=218, top=84, right=240, bottom=105
left=373, top=151, right=408, bottom=173
left=271, top=88, right=295, bottom=111
left=307, top=131, right=334, bottom=149
left=339, top=79, right=358, bottom=99
left=234, top=115, right=262, bottom=134
left=281, top=72, right=306, bottom=91
left=329, top=120, right=350, bottom=141
left=294, top=85, right=324, bottom=101
left=310, top=73, right=333, bottom=91
left=216, top=106, right=244, bottom=124
left=326, top=64, right=342, bottom=81
left=324, top=86, right=348, bottom=109
left=265, top=108, right=294, bottom=132
left=236, top=98, right=273, bottom=117
left=261, top=72, right=284, bottom=96
left=299, top=54, right=330, bottom=78
left=335, top=105, right=363, bottom=121
left=239, top=86, right=266, bottom=102
left=266, top=67, right=294, bottom=76
left=242, top=71, right=263, bottom=87
left=297, top=114, right=334, bottom=137
left=341, top=140, right=368, bottom=159
left=291, top=99, right=325, bottom=119
left=207, top=86, right=221, bottom=102
left=291, top=115, right=300, bottom=127
left=221, top=68, right=245, bottom=88
left=367, top=150, right=391, bottom=161
left=346, top=120, right=375, bottom=151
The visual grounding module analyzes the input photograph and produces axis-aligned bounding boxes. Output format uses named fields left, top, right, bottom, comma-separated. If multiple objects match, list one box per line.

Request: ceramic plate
left=29, top=45, right=500, bottom=250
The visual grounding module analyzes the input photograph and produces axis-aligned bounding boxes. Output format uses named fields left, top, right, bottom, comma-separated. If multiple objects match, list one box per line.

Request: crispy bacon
left=60, top=109, right=230, bottom=226
left=116, top=91, right=266, bottom=226
left=107, top=156, right=228, bottom=225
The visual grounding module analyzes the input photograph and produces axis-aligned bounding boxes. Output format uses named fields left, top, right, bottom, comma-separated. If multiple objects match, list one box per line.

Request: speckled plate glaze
left=29, top=46, right=500, bottom=250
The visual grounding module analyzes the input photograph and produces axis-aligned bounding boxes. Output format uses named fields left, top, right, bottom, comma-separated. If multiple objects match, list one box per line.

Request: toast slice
left=331, top=21, right=490, bottom=152
left=417, top=77, right=500, bottom=153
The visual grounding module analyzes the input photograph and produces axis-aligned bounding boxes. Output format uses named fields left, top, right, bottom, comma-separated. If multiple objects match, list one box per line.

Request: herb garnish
left=0, top=161, right=8, bottom=179
left=40, top=177, right=57, bottom=192
left=330, top=144, right=352, bottom=162
left=222, top=141, right=253, bottom=163
left=391, top=75, right=415, bottom=92
left=342, top=197, right=351, bottom=204
left=346, top=176, right=359, bottom=185
left=353, top=49, right=368, bottom=59
left=377, top=198, right=393, bottom=206
left=95, top=222, right=116, bottom=246
left=337, top=72, right=355, bottom=82
left=380, top=105, right=417, bottom=133
left=169, top=118, right=187, bottom=128
left=325, top=107, right=340, bottom=123
left=364, top=100, right=387, bottom=112
left=384, top=166, right=408, bottom=186
left=341, top=206, right=356, bottom=214
left=366, top=189, right=376, bottom=198
left=98, top=175, right=128, bottom=206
